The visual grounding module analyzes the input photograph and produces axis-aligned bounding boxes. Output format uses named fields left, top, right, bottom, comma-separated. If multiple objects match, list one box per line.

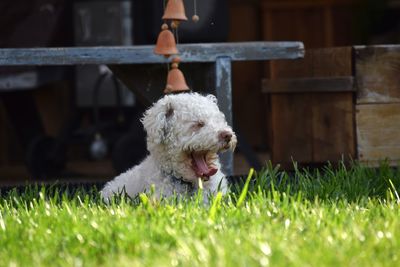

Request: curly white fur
left=101, top=93, right=237, bottom=201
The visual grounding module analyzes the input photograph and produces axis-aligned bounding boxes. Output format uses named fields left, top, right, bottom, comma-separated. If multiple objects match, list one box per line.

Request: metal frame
left=0, top=42, right=305, bottom=175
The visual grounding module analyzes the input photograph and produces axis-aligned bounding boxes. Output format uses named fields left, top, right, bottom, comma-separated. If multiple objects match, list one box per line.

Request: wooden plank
left=0, top=42, right=304, bottom=66
left=262, top=8, right=327, bottom=49
left=268, top=47, right=355, bottom=166
left=358, top=147, right=400, bottom=163
left=263, top=76, right=355, bottom=93
left=215, top=57, right=233, bottom=176
left=229, top=3, right=265, bottom=148
left=355, top=45, right=400, bottom=104
left=262, top=3, right=355, bottom=48
left=356, top=103, right=400, bottom=162
left=324, top=6, right=334, bottom=47
left=312, top=93, right=355, bottom=162
left=270, top=94, right=314, bottom=164
left=311, top=47, right=355, bottom=162
left=356, top=103, right=400, bottom=129
left=269, top=48, right=314, bottom=164
left=261, top=0, right=356, bottom=167
left=312, top=47, right=353, bottom=76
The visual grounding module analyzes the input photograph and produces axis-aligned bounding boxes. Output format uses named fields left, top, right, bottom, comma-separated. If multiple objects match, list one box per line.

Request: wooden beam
left=0, top=42, right=305, bottom=66
left=356, top=103, right=400, bottom=163
left=215, top=57, right=234, bottom=175
left=263, top=76, right=355, bottom=93
left=355, top=45, right=400, bottom=104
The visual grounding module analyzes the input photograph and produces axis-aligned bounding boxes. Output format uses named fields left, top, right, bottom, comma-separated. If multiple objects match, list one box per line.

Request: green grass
left=1, top=162, right=400, bottom=267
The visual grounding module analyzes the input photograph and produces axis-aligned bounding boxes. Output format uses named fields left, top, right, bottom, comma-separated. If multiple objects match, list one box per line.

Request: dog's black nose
left=219, top=131, right=232, bottom=142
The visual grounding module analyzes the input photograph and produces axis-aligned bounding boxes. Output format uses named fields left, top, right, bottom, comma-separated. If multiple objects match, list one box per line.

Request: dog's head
left=141, top=93, right=237, bottom=182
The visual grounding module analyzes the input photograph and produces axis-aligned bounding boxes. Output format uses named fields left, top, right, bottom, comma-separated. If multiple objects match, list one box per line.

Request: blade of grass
left=388, top=179, right=400, bottom=203
left=236, top=168, right=254, bottom=208
left=208, top=192, right=223, bottom=222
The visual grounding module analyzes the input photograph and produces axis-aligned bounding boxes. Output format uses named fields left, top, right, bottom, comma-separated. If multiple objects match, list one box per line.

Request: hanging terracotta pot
left=164, top=57, right=190, bottom=94
left=162, top=0, right=188, bottom=21
left=154, top=24, right=178, bottom=57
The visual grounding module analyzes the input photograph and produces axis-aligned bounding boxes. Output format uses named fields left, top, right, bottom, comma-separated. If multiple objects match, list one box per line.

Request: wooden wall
left=264, top=47, right=356, bottom=167
left=261, top=0, right=356, bottom=48
left=260, top=0, right=357, bottom=167
left=228, top=1, right=265, bottom=149
left=228, top=0, right=357, bottom=151
left=355, top=46, right=400, bottom=165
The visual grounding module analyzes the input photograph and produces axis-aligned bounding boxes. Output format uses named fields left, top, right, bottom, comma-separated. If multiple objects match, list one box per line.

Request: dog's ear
left=141, top=99, right=175, bottom=145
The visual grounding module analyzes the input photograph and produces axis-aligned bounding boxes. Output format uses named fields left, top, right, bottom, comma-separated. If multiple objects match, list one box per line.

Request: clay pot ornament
left=163, top=0, right=188, bottom=29
left=164, top=57, right=190, bottom=94
left=163, top=0, right=188, bottom=21
left=154, top=23, right=178, bottom=57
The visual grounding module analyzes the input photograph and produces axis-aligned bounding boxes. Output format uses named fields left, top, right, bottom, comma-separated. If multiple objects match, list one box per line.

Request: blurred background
left=0, top=0, right=399, bottom=185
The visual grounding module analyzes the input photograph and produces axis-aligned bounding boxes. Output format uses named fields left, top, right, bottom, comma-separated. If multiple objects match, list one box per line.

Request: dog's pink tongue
left=192, top=153, right=218, bottom=178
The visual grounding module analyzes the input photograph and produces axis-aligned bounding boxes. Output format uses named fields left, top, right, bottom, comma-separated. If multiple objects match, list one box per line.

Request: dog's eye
left=192, top=121, right=205, bottom=130
left=197, top=121, right=205, bottom=128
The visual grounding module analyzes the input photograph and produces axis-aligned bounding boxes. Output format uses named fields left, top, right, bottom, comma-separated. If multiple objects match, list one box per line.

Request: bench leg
left=215, top=57, right=234, bottom=176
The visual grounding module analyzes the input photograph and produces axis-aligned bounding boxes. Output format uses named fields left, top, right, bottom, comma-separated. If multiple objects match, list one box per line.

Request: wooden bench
left=0, top=42, right=305, bottom=175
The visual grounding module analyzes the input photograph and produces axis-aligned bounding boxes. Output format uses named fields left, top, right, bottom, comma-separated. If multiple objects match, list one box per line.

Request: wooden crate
left=265, top=45, right=400, bottom=167
left=355, top=45, right=400, bottom=165
left=263, top=47, right=356, bottom=168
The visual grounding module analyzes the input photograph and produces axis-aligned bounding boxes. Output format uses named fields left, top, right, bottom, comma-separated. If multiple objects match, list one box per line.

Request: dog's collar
left=169, top=174, right=195, bottom=194
left=161, top=168, right=196, bottom=195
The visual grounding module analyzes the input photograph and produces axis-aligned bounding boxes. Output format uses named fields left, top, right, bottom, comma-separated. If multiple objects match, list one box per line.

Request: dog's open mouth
left=190, top=151, right=218, bottom=180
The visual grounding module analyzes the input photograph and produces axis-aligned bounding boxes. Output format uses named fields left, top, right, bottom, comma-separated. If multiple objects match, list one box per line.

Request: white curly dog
left=101, top=92, right=237, bottom=201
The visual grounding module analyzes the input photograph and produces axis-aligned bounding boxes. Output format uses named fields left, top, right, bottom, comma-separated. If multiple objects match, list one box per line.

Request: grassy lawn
left=1, top=162, right=400, bottom=267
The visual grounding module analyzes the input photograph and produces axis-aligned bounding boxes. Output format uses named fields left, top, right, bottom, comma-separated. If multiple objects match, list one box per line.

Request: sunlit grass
left=0, top=162, right=399, bottom=266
